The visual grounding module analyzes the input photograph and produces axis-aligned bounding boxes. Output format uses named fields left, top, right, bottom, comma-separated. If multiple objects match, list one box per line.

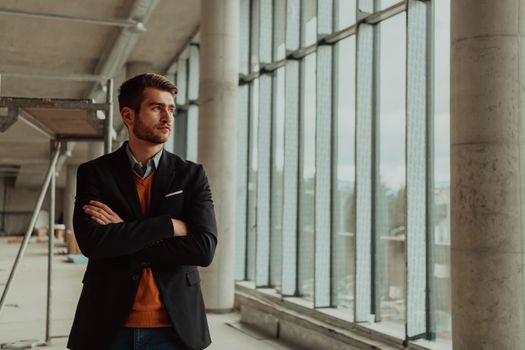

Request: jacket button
left=132, top=274, right=139, bottom=281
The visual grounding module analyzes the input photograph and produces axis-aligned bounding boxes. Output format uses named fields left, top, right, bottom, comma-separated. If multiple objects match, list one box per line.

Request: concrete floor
left=0, top=237, right=295, bottom=350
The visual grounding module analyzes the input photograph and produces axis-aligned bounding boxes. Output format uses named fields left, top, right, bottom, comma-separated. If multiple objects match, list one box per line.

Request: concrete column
left=198, top=0, right=239, bottom=311
left=63, top=164, right=77, bottom=232
left=451, top=1, right=525, bottom=348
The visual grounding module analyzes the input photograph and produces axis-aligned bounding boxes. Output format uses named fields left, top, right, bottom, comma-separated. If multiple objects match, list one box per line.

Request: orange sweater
left=125, top=171, right=171, bottom=328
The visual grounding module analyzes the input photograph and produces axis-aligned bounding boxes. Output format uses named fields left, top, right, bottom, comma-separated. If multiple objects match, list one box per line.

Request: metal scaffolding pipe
left=105, top=79, right=114, bottom=154
left=0, top=142, right=61, bottom=315
left=45, top=142, right=57, bottom=343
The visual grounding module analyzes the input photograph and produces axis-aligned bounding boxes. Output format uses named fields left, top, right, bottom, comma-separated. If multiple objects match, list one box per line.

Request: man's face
left=131, top=87, right=175, bottom=144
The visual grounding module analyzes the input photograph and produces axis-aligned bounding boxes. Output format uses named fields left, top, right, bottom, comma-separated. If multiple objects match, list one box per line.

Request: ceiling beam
left=0, top=8, right=146, bottom=31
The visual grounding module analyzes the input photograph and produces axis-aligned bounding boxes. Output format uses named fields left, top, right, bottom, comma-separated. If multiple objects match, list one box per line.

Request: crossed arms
left=73, top=162, right=217, bottom=267
left=83, top=200, right=188, bottom=237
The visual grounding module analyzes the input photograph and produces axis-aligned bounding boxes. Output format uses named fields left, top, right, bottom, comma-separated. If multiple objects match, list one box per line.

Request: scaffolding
left=0, top=79, right=113, bottom=348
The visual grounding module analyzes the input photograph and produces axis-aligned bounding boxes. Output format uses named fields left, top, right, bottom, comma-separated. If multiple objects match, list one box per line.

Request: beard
left=132, top=114, right=169, bottom=144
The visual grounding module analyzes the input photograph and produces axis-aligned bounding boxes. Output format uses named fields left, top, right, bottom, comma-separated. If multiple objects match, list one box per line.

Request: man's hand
left=83, top=200, right=123, bottom=225
left=171, top=219, right=188, bottom=237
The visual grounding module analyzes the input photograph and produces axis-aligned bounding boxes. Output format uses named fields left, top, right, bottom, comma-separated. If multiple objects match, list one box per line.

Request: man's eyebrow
left=148, top=101, right=176, bottom=108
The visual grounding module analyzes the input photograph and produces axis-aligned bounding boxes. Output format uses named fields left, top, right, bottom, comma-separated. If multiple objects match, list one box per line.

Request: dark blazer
left=67, top=142, right=218, bottom=350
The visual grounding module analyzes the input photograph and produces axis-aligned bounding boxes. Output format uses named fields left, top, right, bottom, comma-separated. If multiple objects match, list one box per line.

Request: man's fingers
left=87, top=200, right=122, bottom=223
left=83, top=205, right=109, bottom=217
left=89, top=200, right=116, bottom=215
left=84, top=206, right=111, bottom=221
left=84, top=203, right=123, bottom=224
left=91, top=216, right=106, bottom=225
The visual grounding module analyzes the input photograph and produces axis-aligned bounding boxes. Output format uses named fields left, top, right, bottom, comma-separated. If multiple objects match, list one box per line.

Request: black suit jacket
left=67, top=143, right=218, bottom=350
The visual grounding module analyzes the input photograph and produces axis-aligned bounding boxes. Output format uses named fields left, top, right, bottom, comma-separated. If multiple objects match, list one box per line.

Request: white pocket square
left=165, top=190, right=183, bottom=197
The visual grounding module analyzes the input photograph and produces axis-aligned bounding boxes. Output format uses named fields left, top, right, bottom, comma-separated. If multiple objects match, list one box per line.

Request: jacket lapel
left=112, top=143, right=144, bottom=219
left=150, top=150, right=176, bottom=215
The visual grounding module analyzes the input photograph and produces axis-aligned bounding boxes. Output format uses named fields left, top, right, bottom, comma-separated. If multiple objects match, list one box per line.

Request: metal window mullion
left=236, top=85, right=250, bottom=280
left=255, top=75, right=272, bottom=287
left=354, top=22, right=374, bottom=323
left=281, top=61, right=300, bottom=296
left=314, top=45, right=333, bottom=308
left=247, top=79, right=260, bottom=281
left=331, top=41, right=341, bottom=306
left=405, top=0, right=428, bottom=340
left=425, top=0, right=436, bottom=340
left=372, top=3, right=382, bottom=322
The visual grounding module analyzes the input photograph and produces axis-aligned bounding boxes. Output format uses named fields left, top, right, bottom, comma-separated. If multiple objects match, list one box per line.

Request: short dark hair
left=118, top=73, right=178, bottom=112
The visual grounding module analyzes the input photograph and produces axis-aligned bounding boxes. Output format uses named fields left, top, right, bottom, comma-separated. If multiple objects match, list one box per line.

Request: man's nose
left=160, top=108, right=172, bottom=121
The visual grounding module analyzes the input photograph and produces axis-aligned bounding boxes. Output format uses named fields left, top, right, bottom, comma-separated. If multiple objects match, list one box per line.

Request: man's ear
left=120, top=107, right=134, bottom=129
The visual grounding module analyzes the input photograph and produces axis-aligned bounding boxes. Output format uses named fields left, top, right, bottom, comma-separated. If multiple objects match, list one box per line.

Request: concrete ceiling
left=0, top=0, right=200, bottom=189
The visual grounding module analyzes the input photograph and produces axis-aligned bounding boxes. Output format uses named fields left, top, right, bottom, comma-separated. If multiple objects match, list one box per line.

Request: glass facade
left=332, top=36, right=356, bottom=313
left=176, top=0, right=451, bottom=347
left=432, top=0, right=451, bottom=342
left=376, top=12, right=406, bottom=329
left=298, top=53, right=316, bottom=301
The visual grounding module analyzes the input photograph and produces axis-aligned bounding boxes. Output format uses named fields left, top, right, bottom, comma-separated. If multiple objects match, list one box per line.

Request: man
left=67, top=73, right=217, bottom=350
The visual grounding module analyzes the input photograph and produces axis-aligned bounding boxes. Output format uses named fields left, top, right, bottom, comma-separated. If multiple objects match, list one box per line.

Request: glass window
left=176, top=59, right=187, bottom=105
left=432, top=0, right=451, bottom=343
left=236, top=0, right=453, bottom=347
left=273, top=0, right=286, bottom=61
left=298, top=53, right=317, bottom=301
left=281, top=61, right=301, bottom=296
left=332, top=36, right=356, bottom=313
left=376, top=12, right=406, bottom=330
left=379, top=0, right=403, bottom=11
left=235, top=85, right=250, bottom=280
left=286, top=0, right=300, bottom=51
left=301, top=0, right=317, bottom=47
left=358, top=0, right=374, bottom=14
left=259, top=0, right=273, bottom=64
left=186, top=106, right=199, bottom=162
left=335, top=0, right=357, bottom=30
left=250, top=0, right=260, bottom=72
left=239, top=0, right=251, bottom=75
left=173, top=111, right=187, bottom=158
left=255, top=74, right=273, bottom=286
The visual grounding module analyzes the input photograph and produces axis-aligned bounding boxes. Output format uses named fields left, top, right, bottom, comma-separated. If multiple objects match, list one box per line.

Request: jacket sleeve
left=137, top=164, right=218, bottom=267
left=73, top=162, right=174, bottom=260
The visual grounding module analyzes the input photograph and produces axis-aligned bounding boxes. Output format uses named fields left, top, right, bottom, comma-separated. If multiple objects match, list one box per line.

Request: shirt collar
left=125, top=143, right=163, bottom=178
